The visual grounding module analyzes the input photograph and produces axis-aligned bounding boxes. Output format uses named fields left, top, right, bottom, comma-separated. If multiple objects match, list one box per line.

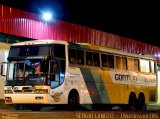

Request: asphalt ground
left=0, top=103, right=160, bottom=119
left=0, top=100, right=160, bottom=111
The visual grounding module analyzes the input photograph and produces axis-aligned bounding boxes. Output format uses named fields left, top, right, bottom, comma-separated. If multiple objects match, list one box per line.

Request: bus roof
left=11, top=39, right=68, bottom=46
left=69, top=42, right=156, bottom=60
left=11, top=39, right=156, bottom=60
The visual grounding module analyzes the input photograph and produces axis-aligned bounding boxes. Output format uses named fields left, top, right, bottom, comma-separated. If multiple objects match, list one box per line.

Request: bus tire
left=129, top=92, right=137, bottom=110
left=68, top=90, right=80, bottom=110
left=137, top=93, right=146, bottom=110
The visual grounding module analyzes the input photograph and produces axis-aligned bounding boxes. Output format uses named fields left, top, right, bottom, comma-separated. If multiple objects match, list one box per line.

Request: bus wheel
left=129, top=93, right=137, bottom=110
left=68, top=90, right=79, bottom=110
left=137, top=93, right=146, bottom=110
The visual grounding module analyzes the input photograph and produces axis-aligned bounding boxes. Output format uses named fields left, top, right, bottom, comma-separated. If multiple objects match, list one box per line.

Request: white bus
left=1, top=40, right=157, bottom=110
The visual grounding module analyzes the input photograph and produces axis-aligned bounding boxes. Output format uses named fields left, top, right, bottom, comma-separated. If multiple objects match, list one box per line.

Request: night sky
left=1, top=0, right=160, bottom=47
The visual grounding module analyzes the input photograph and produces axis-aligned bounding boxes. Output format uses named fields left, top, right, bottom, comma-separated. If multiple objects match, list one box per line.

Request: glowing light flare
left=42, top=12, right=53, bottom=22
left=154, top=54, right=160, bottom=58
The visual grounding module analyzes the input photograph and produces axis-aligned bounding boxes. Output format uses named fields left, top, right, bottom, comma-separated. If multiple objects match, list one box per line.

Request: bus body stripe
left=80, top=68, right=102, bottom=104
left=90, top=69, right=110, bottom=103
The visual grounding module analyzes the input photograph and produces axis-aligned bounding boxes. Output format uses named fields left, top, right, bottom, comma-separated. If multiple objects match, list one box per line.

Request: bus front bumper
left=4, top=94, right=49, bottom=104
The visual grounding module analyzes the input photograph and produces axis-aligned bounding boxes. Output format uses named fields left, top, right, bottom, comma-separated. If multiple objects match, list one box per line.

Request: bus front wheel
left=68, top=90, right=79, bottom=110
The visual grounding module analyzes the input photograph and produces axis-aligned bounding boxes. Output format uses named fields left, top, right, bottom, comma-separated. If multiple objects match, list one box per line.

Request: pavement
left=0, top=99, right=160, bottom=111
left=147, top=103, right=160, bottom=110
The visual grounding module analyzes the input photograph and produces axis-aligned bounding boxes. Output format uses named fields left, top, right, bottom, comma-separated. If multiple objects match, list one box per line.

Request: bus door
left=49, top=60, right=65, bottom=89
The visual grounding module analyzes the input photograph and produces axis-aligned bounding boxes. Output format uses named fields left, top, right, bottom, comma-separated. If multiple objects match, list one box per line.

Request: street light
left=42, top=12, right=53, bottom=22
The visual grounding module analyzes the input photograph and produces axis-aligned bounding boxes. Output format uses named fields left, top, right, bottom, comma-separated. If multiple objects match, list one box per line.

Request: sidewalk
left=1, top=99, right=160, bottom=111
left=147, top=103, right=160, bottom=110
left=0, top=99, right=15, bottom=111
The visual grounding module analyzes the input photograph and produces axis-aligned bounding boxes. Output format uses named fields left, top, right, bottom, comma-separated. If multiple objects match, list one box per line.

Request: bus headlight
left=5, top=97, right=12, bottom=104
left=5, top=90, right=13, bottom=94
left=34, top=89, right=48, bottom=94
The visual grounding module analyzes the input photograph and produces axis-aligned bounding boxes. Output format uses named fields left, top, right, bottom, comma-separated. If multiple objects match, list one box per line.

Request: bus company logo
left=145, top=78, right=156, bottom=83
left=52, top=92, right=63, bottom=102
left=115, top=74, right=137, bottom=82
left=132, top=76, right=137, bottom=82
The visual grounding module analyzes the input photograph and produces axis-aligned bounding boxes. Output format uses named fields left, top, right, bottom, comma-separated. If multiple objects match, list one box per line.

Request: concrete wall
left=0, top=43, right=10, bottom=99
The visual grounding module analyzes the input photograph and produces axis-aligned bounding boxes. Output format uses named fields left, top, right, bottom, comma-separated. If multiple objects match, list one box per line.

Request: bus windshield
left=9, top=45, right=49, bottom=57
left=6, top=59, right=48, bottom=86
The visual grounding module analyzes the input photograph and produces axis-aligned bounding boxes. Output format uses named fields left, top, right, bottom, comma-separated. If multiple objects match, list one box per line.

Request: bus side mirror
left=1, top=62, right=7, bottom=76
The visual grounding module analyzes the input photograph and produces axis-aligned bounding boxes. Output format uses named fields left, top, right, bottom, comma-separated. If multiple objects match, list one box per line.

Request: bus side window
left=54, top=45, right=65, bottom=58
left=150, top=60, right=156, bottom=73
left=134, top=59, right=139, bottom=71
left=115, top=56, right=121, bottom=69
left=128, top=58, right=139, bottom=71
left=93, top=52, right=100, bottom=67
left=108, top=55, right=114, bottom=68
left=101, top=54, right=108, bottom=67
left=86, top=51, right=93, bottom=66
left=115, top=56, right=127, bottom=70
left=122, top=57, right=127, bottom=70
left=87, top=60, right=92, bottom=65
left=69, top=49, right=76, bottom=64
left=77, top=50, right=84, bottom=65
left=140, top=59, right=150, bottom=73
left=70, top=58, right=76, bottom=64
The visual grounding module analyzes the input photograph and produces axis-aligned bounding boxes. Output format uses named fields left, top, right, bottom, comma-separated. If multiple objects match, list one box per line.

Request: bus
left=1, top=40, right=157, bottom=110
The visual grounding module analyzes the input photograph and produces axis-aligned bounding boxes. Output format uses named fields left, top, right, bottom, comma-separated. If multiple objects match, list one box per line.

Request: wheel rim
left=69, top=96, right=76, bottom=105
